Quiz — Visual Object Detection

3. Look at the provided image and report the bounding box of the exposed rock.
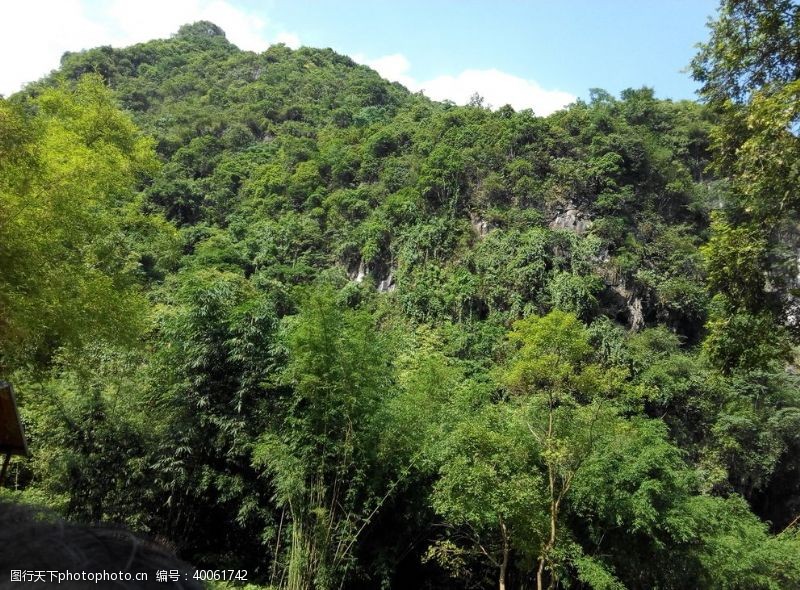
[606,279,645,332]
[347,260,367,283]
[377,272,395,293]
[470,213,494,238]
[627,294,645,332]
[549,204,592,234]
[788,249,800,326]
[796,249,800,286]
[355,262,366,283]
[347,259,395,292]
[774,221,800,328]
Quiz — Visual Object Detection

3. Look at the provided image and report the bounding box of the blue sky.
[2,0,719,114]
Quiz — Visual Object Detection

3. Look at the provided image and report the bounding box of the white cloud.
[0,0,299,96]
[1,1,568,115]
[274,32,301,50]
[356,53,575,116]
[422,69,576,115]
[356,53,415,89]
[0,0,108,96]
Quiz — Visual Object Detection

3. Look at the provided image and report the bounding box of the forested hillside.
[1,2,799,589]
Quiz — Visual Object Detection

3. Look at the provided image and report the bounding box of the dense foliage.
[2,4,799,589]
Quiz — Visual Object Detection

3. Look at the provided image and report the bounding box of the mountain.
[3,18,799,590]
[36,21,715,337]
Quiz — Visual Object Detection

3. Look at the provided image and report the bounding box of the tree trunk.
[536,557,545,590]
[536,499,561,590]
[537,394,558,590]
[499,517,509,590]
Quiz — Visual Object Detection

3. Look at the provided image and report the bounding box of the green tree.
[253,288,401,590]
[502,311,625,590]
[430,401,546,590]
[0,75,158,371]
[693,0,800,358]
[148,267,279,569]
[691,0,800,105]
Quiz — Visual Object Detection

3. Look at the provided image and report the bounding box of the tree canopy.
[2,7,799,590]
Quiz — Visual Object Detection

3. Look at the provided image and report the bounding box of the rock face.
[377,272,395,293]
[609,283,645,331]
[780,223,800,328]
[545,204,651,330]
[347,260,367,283]
[470,213,494,238]
[598,264,646,332]
[549,204,592,234]
[347,259,395,292]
